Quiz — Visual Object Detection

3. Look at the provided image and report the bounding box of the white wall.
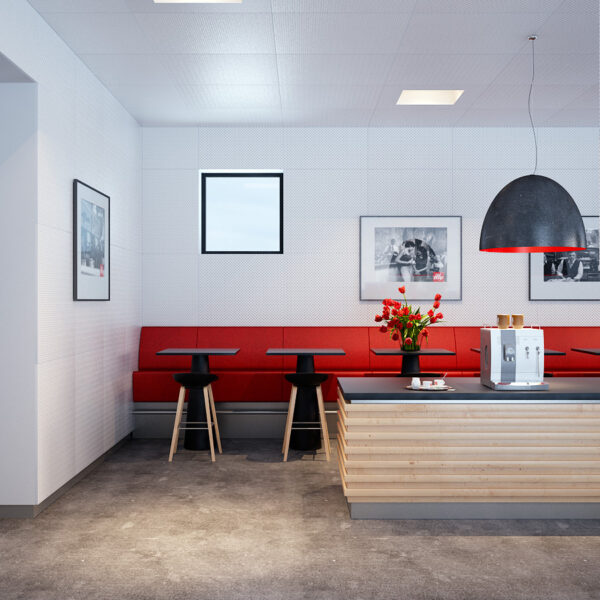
[0,83,37,504]
[142,126,599,327]
[0,0,142,505]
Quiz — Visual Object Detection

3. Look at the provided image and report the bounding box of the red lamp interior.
[481,246,586,253]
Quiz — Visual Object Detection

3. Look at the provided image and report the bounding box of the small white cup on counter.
[421,380,432,389]
[434,379,445,387]
[411,377,421,389]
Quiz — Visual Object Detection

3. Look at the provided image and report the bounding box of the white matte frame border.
[529,216,600,301]
[360,215,462,301]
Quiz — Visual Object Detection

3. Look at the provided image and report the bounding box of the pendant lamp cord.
[528,36,538,175]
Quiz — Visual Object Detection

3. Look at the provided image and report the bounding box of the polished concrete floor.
[1,439,600,600]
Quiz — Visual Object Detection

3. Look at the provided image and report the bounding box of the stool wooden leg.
[282,385,297,462]
[316,385,331,461]
[168,386,186,462]
[207,384,222,454]
[203,387,216,462]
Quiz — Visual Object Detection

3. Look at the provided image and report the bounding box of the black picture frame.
[359,215,462,301]
[73,179,110,301]
[201,172,284,254]
[529,215,600,301]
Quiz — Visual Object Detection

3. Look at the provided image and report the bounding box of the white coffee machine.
[480,328,549,391]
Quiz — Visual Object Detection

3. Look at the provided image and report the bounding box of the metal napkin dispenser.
[480,328,549,391]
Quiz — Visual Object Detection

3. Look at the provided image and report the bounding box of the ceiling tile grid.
[25,0,599,127]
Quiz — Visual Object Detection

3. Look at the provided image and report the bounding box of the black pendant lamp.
[479,36,586,253]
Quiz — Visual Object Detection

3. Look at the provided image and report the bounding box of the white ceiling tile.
[133,13,275,54]
[471,84,592,111]
[453,108,557,127]
[386,54,515,86]
[280,85,380,110]
[271,0,416,13]
[111,84,191,125]
[28,0,130,12]
[277,54,394,85]
[161,54,278,85]
[189,108,283,126]
[281,108,373,126]
[535,11,599,54]
[494,52,599,85]
[181,84,280,110]
[40,13,152,54]
[555,0,599,13]
[561,86,600,110]
[396,13,551,54]
[80,54,174,85]
[126,0,271,12]
[414,0,563,13]
[369,107,468,127]
[273,13,412,54]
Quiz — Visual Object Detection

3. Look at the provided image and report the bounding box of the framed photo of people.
[73,179,110,301]
[360,216,462,301]
[529,216,600,301]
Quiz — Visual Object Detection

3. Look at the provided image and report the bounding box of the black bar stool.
[282,373,330,462]
[169,373,222,462]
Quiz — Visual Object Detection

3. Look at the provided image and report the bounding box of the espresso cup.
[434,379,445,387]
[512,314,524,329]
[497,314,510,329]
[421,380,432,389]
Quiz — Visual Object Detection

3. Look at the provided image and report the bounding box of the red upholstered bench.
[132,326,600,404]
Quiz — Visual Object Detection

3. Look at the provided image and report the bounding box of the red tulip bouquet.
[374,286,444,351]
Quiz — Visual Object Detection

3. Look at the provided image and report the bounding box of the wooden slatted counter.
[336,377,600,519]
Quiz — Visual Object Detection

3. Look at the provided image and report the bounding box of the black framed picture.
[73,179,110,301]
[529,215,600,301]
[360,215,462,301]
[201,172,283,254]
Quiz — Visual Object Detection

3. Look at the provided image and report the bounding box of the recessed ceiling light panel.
[396,90,464,105]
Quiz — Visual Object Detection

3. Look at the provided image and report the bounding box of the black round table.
[266,348,345,451]
[156,348,239,450]
[370,348,456,376]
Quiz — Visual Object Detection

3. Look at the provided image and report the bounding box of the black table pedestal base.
[184,354,211,451]
[289,386,321,451]
[400,353,420,376]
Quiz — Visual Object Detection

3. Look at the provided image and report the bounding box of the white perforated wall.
[1,0,142,504]
[142,126,599,327]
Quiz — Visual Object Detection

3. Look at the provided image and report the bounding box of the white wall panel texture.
[143,126,599,328]
[1,0,142,504]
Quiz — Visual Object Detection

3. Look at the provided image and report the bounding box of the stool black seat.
[282,372,331,462]
[285,373,328,387]
[169,372,221,462]
[173,372,218,389]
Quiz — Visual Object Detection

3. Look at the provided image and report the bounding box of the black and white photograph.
[361,216,461,300]
[73,179,110,301]
[530,216,600,300]
[374,227,447,283]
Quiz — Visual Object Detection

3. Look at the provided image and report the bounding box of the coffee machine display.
[480,328,549,391]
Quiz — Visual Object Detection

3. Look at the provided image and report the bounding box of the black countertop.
[337,377,600,403]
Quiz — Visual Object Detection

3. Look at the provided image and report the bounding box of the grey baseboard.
[349,502,600,520]
[133,402,338,439]
[0,434,131,519]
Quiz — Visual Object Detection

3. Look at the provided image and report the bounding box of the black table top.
[572,348,600,356]
[266,348,346,356]
[337,376,600,403]
[157,348,240,356]
[370,348,455,356]
[470,347,566,356]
